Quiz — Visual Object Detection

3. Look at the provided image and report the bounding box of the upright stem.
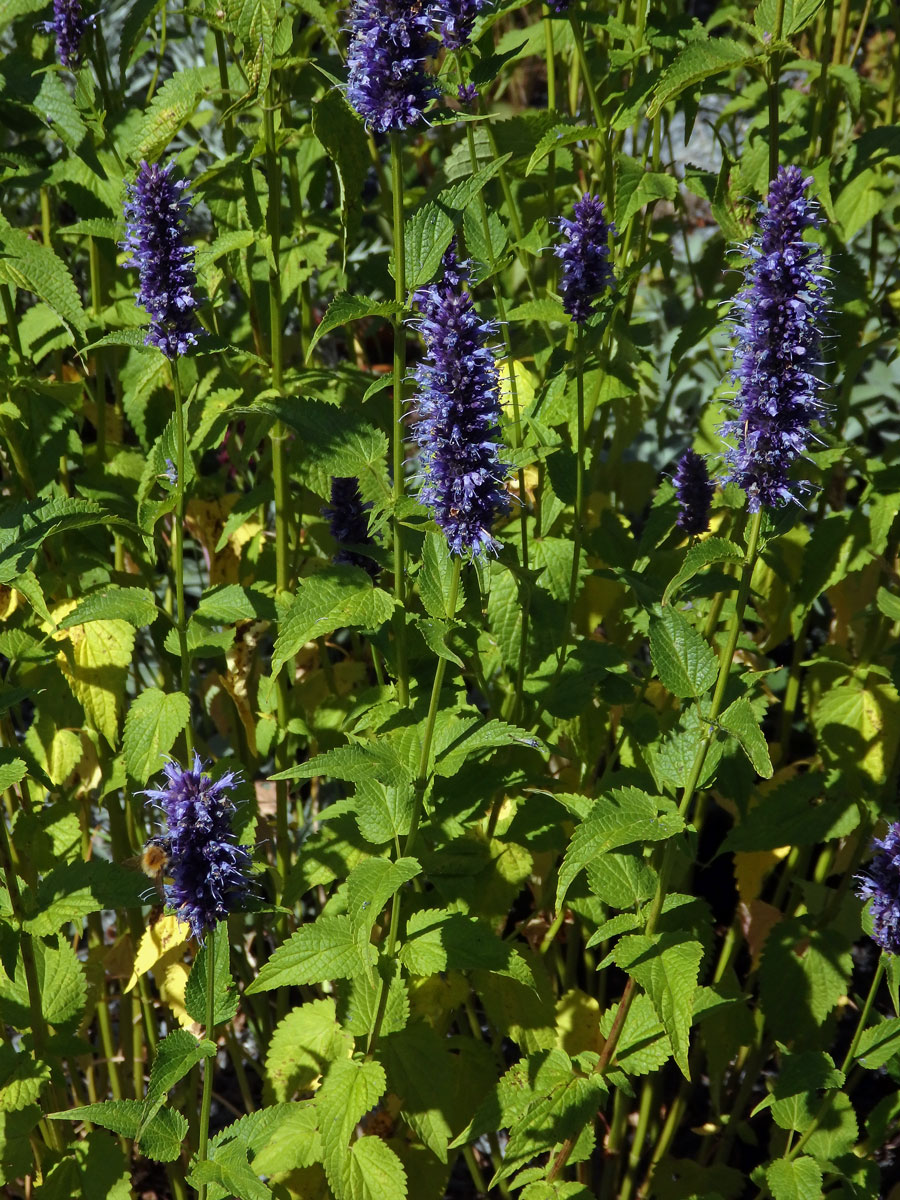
[767,0,787,184]
[555,326,585,676]
[390,132,409,706]
[262,87,294,897]
[214,31,236,155]
[196,927,217,1200]
[171,359,193,759]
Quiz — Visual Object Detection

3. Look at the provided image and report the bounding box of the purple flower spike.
[857,823,900,955]
[144,753,252,941]
[323,476,381,577]
[431,0,489,50]
[42,0,95,69]
[555,194,615,324]
[411,243,510,558]
[122,160,201,360]
[722,166,831,511]
[346,0,438,133]
[673,448,714,536]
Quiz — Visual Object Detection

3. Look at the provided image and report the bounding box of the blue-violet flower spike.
[412,243,510,558]
[144,753,252,941]
[555,194,615,324]
[42,0,95,68]
[674,448,714,536]
[722,165,831,511]
[323,476,381,577]
[431,0,488,50]
[122,160,201,359]
[346,0,438,132]
[857,823,900,955]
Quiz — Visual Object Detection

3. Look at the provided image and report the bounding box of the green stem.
[555,326,585,676]
[767,0,786,184]
[214,31,236,155]
[1,285,23,360]
[196,927,217,1200]
[171,359,193,760]
[389,132,409,707]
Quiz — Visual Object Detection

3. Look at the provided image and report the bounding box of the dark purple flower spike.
[857,823,900,955]
[42,0,95,68]
[144,753,252,941]
[555,194,615,324]
[722,166,831,511]
[674,449,714,536]
[122,160,201,359]
[346,0,438,132]
[411,243,510,558]
[431,0,489,50]
[323,476,381,577]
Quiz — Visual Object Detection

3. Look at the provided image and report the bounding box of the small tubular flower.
[673,448,714,536]
[857,824,900,955]
[555,194,615,324]
[346,0,438,133]
[431,0,488,49]
[144,753,252,940]
[42,0,94,68]
[322,476,381,577]
[411,244,510,558]
[722,165,831,511]
[122,160,201,359]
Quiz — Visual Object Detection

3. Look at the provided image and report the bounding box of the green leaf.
[188,1140,273,1200]
[399,909,534,988]
[57,618,135,748]
[33,71,87,149]
[759,918,853,1042]
[615,154,678,228]
[856,1017,900,1069]
[0,498,130,583]
[611,933,704,1078]
[721,773,856,853]
[877,586,900,622]
[811,677,900,786]
[765,1158,823,1200]
[59,586,159,630]
[0,758,26,793]
[347,1135,408,1200]
[120,0,165,75]
[418,533,461,620]
[752,1049,842,1128]
[662,537,743,605]
[317,1058,387,1198]
[305,292,399,361]
[0,222,88,334]
[49,1100,187,1162]
[123,689,191,785]
[556,788,683,910]
[0,936,86,1030]
[649,606,717,699]
[185,925,239,1026]
[271,567,394,679]
[22,861,147,936]
[224,0,277,95]
[598,992,672,1075]
[265,999,353,1100]
[139,1031,216,1137]
[433,718,542,777]
[347,857,421,939]
[246,916,378,993]
[127,66,222,161]
[250,1102,321,1175]
[525,123,603,176]
[400,201,456,291]
[378,1023,455,1160]
[259,398,388,499]
[0,1045,50,1113]
[719,697,773,778]
[647,37,753,119]
[312,90,369,256]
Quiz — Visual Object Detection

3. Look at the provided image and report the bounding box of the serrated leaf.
[347,857,420,939]
[647,37,752,119]
[271,567,394,678]
[224,0,277,95]
[377,1023,454,1160]
[0,498,130,584]
[306,293,399,361]
[400,201,456,290]
[759,918,852,1042]
[347,1134,407,1200]
[120,0,165,75]
[265,999,353,1100]
[615,154,678,228]
[0,1046,50,1113]
[184,925,239,1026]
[246,916,378,993]
[49,1100,187,1162]
[721,773,856,853]
[139,1030,216,1136]
[0,222,88,334]
[33,71,87,149]
[123,689,190,785]
[612,934,704,1079]
[856,1018,900,1069]
[60,586,159,630]
[317,1058,386,1198]
[719,697,773,778]
[0,936,86,1030]
[418,532,461,620]
[57,618,135,747]
[766,1156,823,1200]
[556,788,682,910]
[250,1102,321,1175]
[662,537,743,605]
[127,66,221,161]
[0,758,26,792]
[399,909,534,988]
[188,1140,272,1200]
[312,90,369,258]
[525,123,603,175]
[811,678,900,786]
[649,606,717,699]
[22,860,147,936]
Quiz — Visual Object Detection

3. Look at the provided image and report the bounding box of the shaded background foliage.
[0,0,899,1199]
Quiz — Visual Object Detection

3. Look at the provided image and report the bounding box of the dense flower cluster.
[431,0,488,49]
[122,160,201,359]
[346,0,438,132]
[411,244,510,557]
[323,476,380,577]
[144,754,252,941]
[723,165,830,511]
[857,824,900,955]
[555,194,615,324]
[674,448,714,536]
[42,0,94,68]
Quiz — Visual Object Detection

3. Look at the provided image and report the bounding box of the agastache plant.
[42,0,94,68]
[722,165,831,510]
[323,476,381,577]
[411,243,510,557]
[122,160,201,359]
[144,754,252,941]
[346,0,438,132]
[555,193,615,323]
[857,824,900,956]
[674,448,714,536]
[430,0,489,49]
